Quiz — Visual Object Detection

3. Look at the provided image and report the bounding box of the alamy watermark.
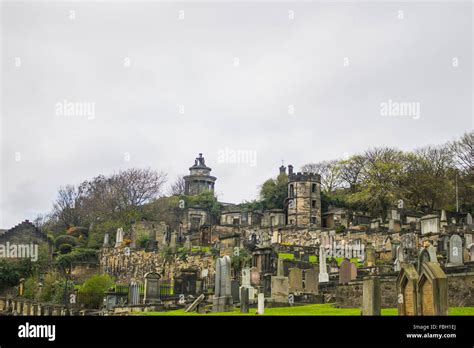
[322,241,365,259]
[55,99,95,120]
[380,99,420,120]
[217,147,257,167]
[0,242,39,262]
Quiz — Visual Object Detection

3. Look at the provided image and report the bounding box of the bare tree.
[301,160,342,193]
[112,168,168,208]
[168,175,186,196]
[450,131,473,173]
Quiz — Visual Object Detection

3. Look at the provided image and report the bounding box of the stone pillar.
[362,277,381,316]
[256,293,265,315]
[319,246,329,283]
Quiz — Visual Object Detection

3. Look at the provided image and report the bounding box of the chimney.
[288,165,294,175]
[279,165,286,174]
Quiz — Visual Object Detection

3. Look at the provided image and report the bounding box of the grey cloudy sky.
[0,0,472,228]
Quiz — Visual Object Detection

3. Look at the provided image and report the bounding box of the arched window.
[289,184,294,198]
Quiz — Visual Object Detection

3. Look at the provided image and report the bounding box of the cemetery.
[0,153,473,317]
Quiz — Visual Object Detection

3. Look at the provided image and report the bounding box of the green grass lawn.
[136,303,474,316]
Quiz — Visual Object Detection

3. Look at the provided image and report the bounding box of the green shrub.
[58,243,73,254]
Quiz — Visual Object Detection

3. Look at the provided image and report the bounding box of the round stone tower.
[184,153,217,195]
[286,165,321,227]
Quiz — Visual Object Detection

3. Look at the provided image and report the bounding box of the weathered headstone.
[362,277,381,316]
[288,268,303,293]
[270,276,289,302]
[448,234,463,266]
[143,272,161,304]
[318,246,329,283]
[115,228,124,248]
[184,235,191,251]
[364,243,376,267]
[350,262,357,281]
[304,268,319,294]
[417,262,448,316]
[466,212,473,225]
[240,267,257,300]
[339,259,351,285]
[103,233,110,248]
[128,282,140,305]
[396,263,419,316]
[170,231,177,253]
[213,256,233,312]
[240,287,249,313]
[185,293,205,313]
[250,267,260,286]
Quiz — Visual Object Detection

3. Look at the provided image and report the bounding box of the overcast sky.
[0,0,472,229]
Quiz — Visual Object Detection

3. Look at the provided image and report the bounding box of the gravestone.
[115,228,124,248]
[469,244,474,262]
[288,268,303,293]
[256,293,265,315]
[231,280,240,304]
[240,267,257,300]
[128,282,140,305]
[467,213,473,226]
[213,256,233,312]
[400,233,418,263]
[143,272,161,304]
[240,287,249,313]
[250,267,260,286]
[170,232,177,253]
[271,276,289,302]
[318,246,329,283]
[304,268,319,294]
[277,258,285,277]
[448,234,463,266]
[396,263,419,316]
[364,243,376,267]
[339,259,351,285]
[103,233,110,248]
[465,233,473,247]
[417,262,448,316]
[362,277,381,316]
[185,293,205,313]
[350,262,357,281]
[184,236,192,251]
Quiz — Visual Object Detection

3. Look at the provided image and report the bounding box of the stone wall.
[100,248,215,283]
[335,277,397,309]
[335,272,474,309]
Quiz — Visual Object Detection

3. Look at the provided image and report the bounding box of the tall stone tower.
[286,165,321,227]
[184,153,216,195]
